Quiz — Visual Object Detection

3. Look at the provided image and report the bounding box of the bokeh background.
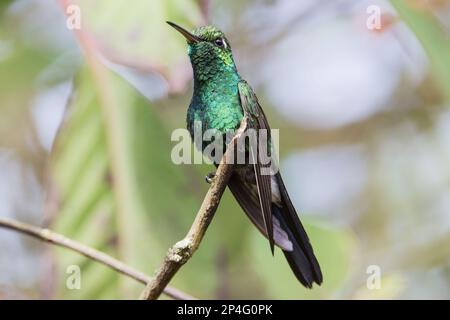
[0,0,449,299]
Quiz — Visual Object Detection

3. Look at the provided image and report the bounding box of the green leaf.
[391,0,450,103]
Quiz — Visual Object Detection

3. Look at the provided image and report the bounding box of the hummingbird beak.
[166,21,201,44]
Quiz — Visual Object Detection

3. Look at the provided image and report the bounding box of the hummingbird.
[167,21,322,288]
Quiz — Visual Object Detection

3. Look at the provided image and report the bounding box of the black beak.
[166,21,201,44]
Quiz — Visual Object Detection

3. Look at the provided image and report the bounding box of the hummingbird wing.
[232,80,323,287]
[227,174,293,251]
[237,80,274,253]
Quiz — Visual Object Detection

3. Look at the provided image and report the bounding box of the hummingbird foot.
[205,172,216,184]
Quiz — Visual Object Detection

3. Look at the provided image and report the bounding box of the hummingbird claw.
[205,172,216,184]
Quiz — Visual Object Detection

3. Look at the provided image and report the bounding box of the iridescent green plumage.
[168,22,323,288]
[187,26,242,137]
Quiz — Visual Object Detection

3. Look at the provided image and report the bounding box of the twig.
[139,118,248,300]
[0,217,195,300]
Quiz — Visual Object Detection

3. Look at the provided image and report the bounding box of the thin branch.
[0,217,195,300]
[139,118,248,300]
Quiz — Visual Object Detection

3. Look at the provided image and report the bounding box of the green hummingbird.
[167,21,322,288]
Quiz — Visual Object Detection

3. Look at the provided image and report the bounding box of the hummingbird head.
[167,21,237,81]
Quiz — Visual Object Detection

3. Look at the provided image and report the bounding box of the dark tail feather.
[272,204,323,288]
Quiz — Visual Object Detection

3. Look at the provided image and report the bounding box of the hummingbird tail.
[272,204,323,288]
[227,171,323,288]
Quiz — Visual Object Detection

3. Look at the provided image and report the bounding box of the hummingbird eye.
[214,38,226,48]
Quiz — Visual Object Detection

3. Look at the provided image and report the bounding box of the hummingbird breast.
[187,75,243,145]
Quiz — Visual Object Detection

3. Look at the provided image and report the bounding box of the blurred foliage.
[391,0,450,103]
[0,13,51,161]
[74,0,204,91]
